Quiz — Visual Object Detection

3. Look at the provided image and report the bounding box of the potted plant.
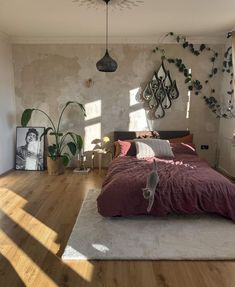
[21,101,86,175]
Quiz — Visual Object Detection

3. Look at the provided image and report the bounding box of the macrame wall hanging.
[143,62,179,119]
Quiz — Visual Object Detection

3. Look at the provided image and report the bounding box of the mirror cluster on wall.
[143,62,179,119]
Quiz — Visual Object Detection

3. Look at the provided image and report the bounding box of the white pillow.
[134,139,174,159]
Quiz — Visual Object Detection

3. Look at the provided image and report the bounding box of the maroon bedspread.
[97,155,235,221]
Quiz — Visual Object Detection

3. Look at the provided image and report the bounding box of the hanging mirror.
[143,61,179,119]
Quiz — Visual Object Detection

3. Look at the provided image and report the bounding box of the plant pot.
[47,156,65,175]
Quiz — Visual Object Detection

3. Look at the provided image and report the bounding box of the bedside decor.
[143,61,179,118]
[91,149,112,174]
[96,0,118,72]
[21,101,86,175]
[73,153,91,174]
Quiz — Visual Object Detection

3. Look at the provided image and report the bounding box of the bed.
[97,131,235,221]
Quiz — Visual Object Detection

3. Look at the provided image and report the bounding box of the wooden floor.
[1,170,235,287]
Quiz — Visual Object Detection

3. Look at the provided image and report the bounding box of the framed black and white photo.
[15,127,45,171]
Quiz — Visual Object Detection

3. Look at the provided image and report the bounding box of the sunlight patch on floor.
[0,189,58,249]
[0,230,57,287]
[92,243,110,253]
[66,259,94,283]
[0,188,27,208]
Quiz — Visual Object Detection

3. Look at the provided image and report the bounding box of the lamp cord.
[106,1,108,51]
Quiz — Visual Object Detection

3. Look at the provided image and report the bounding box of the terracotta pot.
[47,156,65,175]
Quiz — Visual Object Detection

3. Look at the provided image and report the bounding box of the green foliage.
[21,101,86,166]
[21,109,35,126]
[153,32,234,118]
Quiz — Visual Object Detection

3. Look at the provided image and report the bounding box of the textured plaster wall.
[13,43,223,166]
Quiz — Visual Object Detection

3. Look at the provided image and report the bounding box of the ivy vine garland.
[153,32,234,118]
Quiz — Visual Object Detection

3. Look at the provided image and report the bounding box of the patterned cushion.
[135,139,174,159]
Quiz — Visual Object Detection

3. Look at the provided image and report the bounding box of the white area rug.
[62,189,235,260]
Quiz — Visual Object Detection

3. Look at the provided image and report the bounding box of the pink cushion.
[114,140,137,157]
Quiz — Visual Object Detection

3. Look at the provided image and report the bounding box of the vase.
[47,156,65,175]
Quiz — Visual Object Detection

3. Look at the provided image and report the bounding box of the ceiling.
[0,0,235,43]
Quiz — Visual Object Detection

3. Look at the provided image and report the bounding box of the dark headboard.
[113,130,190,141]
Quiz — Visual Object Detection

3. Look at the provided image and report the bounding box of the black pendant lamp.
[96,0,118,72]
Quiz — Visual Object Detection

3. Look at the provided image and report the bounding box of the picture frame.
[15,127,45,171]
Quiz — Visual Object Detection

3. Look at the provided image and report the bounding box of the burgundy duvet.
[97,154,235,221]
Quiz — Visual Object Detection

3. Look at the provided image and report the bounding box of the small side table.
[91,149,112,174]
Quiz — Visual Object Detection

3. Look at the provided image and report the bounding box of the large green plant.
[21,101,86,166]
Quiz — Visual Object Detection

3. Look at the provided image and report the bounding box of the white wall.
[217,33,235,178]
[218,118,235,177]
[0,33,16,175]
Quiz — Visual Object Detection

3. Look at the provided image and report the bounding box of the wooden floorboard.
[0,169,235,287]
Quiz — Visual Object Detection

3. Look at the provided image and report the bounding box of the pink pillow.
[170,143,197,155]
[114,140,137,157]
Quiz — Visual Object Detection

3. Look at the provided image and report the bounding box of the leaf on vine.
[179,66,184,72]
[167,58,175,63]
[183,69,189,77]
[200,44,206,51]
